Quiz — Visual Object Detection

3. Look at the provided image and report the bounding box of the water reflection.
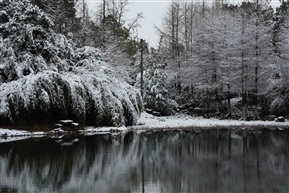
[1,129,289,193]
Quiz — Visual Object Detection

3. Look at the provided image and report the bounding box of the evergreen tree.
[31,0,81,36]
[135,53,177,115]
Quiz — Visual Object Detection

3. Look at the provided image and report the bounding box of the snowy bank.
[0,128,45,143]
[131,113,289,130]
[0,126,129,143]
[1,112,289,143]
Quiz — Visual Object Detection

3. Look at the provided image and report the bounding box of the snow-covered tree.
[274,0,289,60]
[31,0,81,36]
[135,53,177,115]
[0,0,142,126]
[266,0,289,116]
[157,1,275,118]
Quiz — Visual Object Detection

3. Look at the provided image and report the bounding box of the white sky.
[85,0,168,48]
[86,0,282,48]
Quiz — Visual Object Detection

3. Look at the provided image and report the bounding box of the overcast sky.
[85,0,168,48]
[86,0,282,48]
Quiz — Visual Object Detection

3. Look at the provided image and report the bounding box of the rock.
[193,107,202,115]
[275,116,285,122]
[278,116,285,122]
[145,109,153,114]
[71,122,79,127]
[55,123,63,128]
[58,120,74,126]
[53,128,66,134]
[56,120,79,131]
[152,111,161,117]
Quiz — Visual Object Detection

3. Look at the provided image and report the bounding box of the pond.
[1,128,289,193]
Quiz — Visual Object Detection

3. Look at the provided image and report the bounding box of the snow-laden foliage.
[135,55,177,115]
[0,0,142,126]
[270,97,286,115]
[265,1,289,116]
[103,43,134,84]
[0,0,74,79]
[274,1,289,60]
[266,77,289,116]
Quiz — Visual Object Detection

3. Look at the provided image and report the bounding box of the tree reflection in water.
[1,129,289,193]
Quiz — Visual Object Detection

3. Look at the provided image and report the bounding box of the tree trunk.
[176,3,181,94]
[184,2,189,51]
[241,9,248,120]
[254,0,259,120]
[102,0,106,24]
[227,84,231,117]
[215,88,219,112]
[171,4,175,59]
[202,0,205,18]
[190,3,194,53]
[140,39,144,98]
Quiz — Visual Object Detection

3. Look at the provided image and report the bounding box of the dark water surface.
[1,128,289,193]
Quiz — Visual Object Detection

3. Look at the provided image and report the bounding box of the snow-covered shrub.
[0,0,142,126]
[0,69,142,126]
[270,97,286,116]
[266,76,289,116]
[0,0,75,78]
[135,55,177,115]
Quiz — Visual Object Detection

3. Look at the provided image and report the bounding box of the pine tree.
[31,0,81,36]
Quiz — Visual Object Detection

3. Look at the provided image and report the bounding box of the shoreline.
[1,113,289,142]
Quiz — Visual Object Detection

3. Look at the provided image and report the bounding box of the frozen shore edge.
[1,113,289,143]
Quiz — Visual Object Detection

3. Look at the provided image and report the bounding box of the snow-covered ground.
[0,128,45,137]
[0,129,45,143]
[0,113,289,143]
[133,113,289,129]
